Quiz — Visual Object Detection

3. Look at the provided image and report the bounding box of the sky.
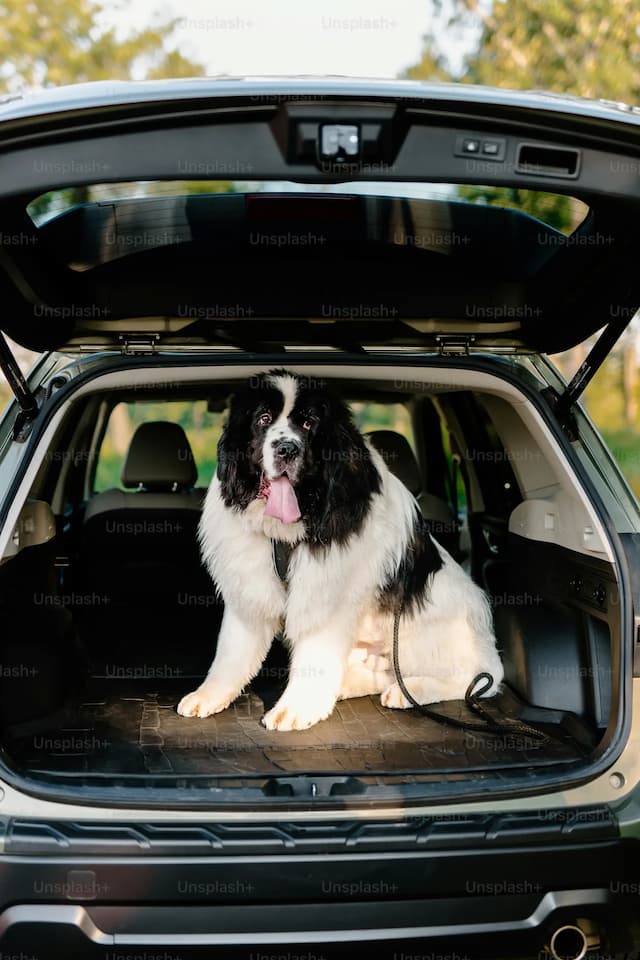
[101,0,460,79]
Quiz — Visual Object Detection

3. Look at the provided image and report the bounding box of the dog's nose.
[274,439,300,460]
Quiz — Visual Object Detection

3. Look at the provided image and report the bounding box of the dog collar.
[257,473,270,499]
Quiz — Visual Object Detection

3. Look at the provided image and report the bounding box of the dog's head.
[217,370,381,544]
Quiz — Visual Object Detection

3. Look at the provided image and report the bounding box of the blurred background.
[1,0,638,491]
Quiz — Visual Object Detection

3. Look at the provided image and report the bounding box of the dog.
[177,370,504,731]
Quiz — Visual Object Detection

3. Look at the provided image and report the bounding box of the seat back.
[366,429,460,556]
[80,422,210,605]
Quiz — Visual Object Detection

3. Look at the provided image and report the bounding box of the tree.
[406,0,640,102]
[0,0,205,93]
[406,0,640,424]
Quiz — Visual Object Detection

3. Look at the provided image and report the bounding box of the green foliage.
[351,401,413,440]
[582,351,627,430]
[456,184,582,233]
[406,0,640,103]
[0,0,205,94]
[461,0,640,102]
[0,382,10,417]
[599,430,640,495]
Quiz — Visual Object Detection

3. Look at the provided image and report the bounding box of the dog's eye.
[302,416,318,431]
[258,412,272,426]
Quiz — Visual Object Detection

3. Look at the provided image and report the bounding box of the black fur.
[291,382,381,547]
[377,512,444,617]
[217,373,284,509]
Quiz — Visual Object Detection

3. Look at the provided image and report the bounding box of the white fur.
[261,373,300,480]
[177,431,504,731]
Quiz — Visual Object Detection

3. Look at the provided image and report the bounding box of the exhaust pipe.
[547,924,588,960]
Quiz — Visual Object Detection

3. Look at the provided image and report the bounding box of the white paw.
[261,686,336,731]
[177,686,235,718]
[381,682,412,710]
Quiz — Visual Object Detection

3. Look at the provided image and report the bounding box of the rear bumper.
[0,890,638,959]
[0,814,639,958]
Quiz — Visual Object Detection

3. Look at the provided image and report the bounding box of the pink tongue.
[263,476,301,524]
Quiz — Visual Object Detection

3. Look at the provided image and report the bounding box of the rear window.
[27,180,589,236]
[94,400,221,493]
[351,401,413,445]
[93,399,413,493]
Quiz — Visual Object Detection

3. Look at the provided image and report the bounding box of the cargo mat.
[5,677,590,777]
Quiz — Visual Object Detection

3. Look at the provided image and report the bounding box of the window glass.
[350,402,413,445]
[93,399,413,494]
[94,400,221,492]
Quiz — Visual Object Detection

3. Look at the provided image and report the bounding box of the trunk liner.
[4,677,585,777]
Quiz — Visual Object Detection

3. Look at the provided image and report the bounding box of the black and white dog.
[178,370,503,731]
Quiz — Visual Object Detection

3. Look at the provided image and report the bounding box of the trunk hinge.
[435,334,476,356]
[118,334,160,355]
[554,311,634,435]
[0,330,40,441]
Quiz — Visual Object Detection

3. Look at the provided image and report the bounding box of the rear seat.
[366,429,460,557]
[80,421,210,605]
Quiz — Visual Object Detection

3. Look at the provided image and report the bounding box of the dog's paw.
[177,686,234,718]
[380,682,412,710]
[261,687,335,731]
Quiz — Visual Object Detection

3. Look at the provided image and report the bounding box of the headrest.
[366,430,421,496]
[121,421,197,491]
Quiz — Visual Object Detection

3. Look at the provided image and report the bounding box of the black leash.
[272,539,294,583]
[392,609,550,742]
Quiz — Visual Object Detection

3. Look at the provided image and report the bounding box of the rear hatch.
[0,78,639,361]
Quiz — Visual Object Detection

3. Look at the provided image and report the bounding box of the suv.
[0,78,639,960]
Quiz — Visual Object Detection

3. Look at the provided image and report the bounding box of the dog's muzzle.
[273,438,301,462]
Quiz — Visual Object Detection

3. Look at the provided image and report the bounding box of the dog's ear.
[216,420,238,497]
[302,395,381,546]
[216,396,260,508]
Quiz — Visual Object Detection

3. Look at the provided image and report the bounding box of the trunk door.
[0,79,639,394]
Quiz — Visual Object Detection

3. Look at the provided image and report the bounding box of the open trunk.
[0,364,623,805]
[1,82,638,805]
